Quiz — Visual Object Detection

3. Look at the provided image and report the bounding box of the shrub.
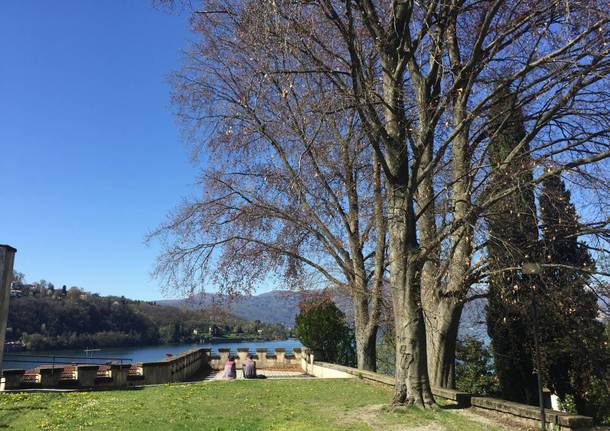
[455,336,499,396]
[294,293,355,366]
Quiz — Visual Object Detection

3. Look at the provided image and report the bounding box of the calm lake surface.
[2,339,302,370]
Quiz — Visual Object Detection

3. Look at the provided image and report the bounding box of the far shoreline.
[2,339,303,370]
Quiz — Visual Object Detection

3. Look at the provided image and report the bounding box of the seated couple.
[222,355,266,379]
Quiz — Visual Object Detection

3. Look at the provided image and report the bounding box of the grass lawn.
[0,379,504,431]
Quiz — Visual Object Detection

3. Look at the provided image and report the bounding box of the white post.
[0,245,17,385]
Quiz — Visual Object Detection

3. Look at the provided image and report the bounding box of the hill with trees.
[7,274,289,351]
[157,289,356,328]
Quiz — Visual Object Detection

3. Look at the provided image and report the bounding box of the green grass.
[0,379,503,430]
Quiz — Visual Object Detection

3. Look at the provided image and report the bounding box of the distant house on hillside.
[10,281,25,298]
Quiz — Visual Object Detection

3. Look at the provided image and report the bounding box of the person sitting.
[223,356,236,379]
[242,354,257,379]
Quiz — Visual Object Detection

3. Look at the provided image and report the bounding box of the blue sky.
[0,1,199,300]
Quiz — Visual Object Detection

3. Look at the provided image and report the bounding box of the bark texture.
[387,183,434,407]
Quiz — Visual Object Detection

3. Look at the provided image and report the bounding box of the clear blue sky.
[0,1,199,300]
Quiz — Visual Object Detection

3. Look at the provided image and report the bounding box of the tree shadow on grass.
[0,405,49,429]
[0,405,48,411]
[440,403,463,410]
[89,385,145,393]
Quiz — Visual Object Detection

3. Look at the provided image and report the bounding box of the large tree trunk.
[422,234,470,389]
[341,135,383,373]
[415,125,454,389]
[427,226,472,388]
[374,45,435,406]
[419,35,476,386]
[355,319,378,371]
[426,300,463,388]
[352,286,378,371]
[387,184,435,407]
[392,288,434,406]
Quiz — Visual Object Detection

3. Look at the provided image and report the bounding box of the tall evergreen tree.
[537,173,610,419]
[485,84,539,403]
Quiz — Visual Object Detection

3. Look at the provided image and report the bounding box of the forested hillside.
[157,289,355,327]
[157,289,487,341]
[7,276,289,351]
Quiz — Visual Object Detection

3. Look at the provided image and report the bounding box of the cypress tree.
[537,173,610,419]
[484,84,539,403]
[484,85,609,415]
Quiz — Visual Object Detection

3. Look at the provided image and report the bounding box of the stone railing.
[300,350,593,431]
[207,347,303,370]
[1,346,305,390]
[1,348,210,390]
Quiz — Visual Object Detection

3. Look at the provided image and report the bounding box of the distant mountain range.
[157,290,316,327]
[157,289,488,340]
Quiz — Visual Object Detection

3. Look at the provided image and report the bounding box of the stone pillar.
[39,366,62,387]
[218,348,230,365]
[76,365,99,387]
[1,369,25,390]
[0,245,17,382]
[275,348,286,364]
[110,364,131,387]
[256,348,267,367]
[237,348,249,362]
[299,347,312,373]
[293,348,302,362]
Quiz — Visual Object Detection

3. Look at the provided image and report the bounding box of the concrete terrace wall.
[300,351,355,379]
[300,352,593,431]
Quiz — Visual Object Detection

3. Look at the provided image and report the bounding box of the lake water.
[2,339,302,370]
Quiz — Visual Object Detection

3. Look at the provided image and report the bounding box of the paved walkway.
[207,369,311,381]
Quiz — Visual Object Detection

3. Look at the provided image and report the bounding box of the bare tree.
[150,2,387,371]
[248,0,610,405]
[155,0,610,407]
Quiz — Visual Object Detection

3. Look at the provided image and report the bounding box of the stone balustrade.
[207,347,303,370]
[1,346,303,390]
[1,348,209,390]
